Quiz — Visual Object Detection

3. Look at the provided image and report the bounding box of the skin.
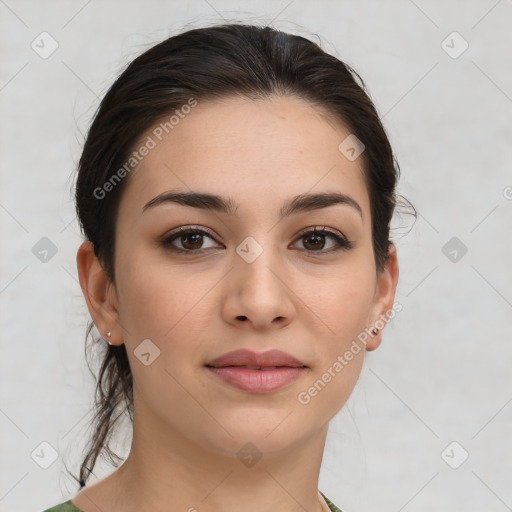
[74,94,399,512]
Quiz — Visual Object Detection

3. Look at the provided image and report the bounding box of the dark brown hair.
[70,22,414,488]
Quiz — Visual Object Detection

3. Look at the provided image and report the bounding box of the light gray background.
[1,1,511,511]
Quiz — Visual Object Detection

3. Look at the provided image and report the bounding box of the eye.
[160,226,222,253]
[160,225,353,255]
[292,226,353,253]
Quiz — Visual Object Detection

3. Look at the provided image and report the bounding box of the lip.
[205,349,306,368]
[205,349,308,394]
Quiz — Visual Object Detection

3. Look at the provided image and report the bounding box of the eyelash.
[160,225,353,255]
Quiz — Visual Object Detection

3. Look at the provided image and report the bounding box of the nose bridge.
[234,232,282,288]
[228,231,293,325]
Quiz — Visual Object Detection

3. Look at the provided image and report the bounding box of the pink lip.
[206,366,306,393]
[205,348,306,368]
[205,349,308,394]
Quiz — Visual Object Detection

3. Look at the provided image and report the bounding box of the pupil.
[184,233,202,249]
[305,234,324,250]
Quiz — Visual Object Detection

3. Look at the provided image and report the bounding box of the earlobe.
[76,241,121,343]
[366,326,382,352]
[365,242,399,352]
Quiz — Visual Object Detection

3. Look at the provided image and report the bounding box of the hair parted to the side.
[70,22,415,489]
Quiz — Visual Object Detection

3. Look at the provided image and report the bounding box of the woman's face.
[79,94,398,459]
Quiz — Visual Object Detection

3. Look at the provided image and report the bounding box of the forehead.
[118,94,370,223]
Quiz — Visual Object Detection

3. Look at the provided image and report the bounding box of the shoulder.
[41,499,83,512]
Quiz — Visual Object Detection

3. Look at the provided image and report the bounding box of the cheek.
[294,265,374,411]
[301,262,375,339]
[115,248,210,341]
[114,256,212,425]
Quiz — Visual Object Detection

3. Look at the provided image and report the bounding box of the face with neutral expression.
[78,94,398,461]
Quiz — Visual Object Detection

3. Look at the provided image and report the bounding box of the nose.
[221,236,296,331]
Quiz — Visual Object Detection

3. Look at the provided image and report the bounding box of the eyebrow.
[142,189,363,220]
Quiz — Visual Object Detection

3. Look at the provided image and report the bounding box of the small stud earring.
[105,331,112,345]
[371,327,379,335]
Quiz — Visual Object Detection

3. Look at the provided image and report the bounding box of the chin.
[196,410,320,459]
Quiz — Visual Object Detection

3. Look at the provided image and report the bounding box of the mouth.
[204,349,308,393]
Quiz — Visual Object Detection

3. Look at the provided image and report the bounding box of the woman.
[43,22,405,512]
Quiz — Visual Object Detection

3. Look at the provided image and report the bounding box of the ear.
[76,241,122,345]
[365,242,399,351]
